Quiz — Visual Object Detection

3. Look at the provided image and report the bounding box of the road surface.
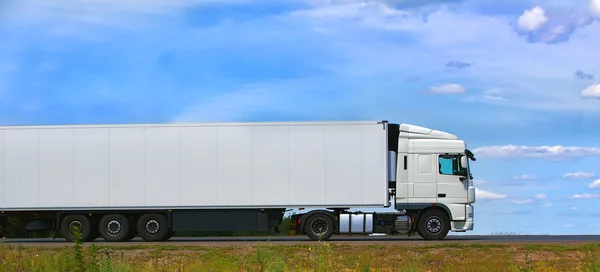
[2,235,599,247]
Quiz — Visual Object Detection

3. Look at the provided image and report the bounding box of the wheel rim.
[68,220,83,235]
[425,216,443,233]
[310,218,328,235]
[145,219,160,235]
[106,219,122,236]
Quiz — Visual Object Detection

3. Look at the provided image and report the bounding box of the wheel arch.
[401,203,453,222]
[418,205,451,220]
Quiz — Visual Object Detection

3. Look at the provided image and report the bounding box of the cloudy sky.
[1,0,599,235]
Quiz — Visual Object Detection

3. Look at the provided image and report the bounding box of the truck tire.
[304,213,334,241]
[99,214,131,242]
[137,213,169,242]
[60,214,93,242]
[416,209,450,240]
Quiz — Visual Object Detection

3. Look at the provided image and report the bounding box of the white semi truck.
[0,120,475,242]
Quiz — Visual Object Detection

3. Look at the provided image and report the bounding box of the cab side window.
[438,155,462,176]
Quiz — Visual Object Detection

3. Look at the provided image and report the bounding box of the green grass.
[0,239,600,272]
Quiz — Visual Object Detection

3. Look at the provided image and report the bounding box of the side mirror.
[460,156,468,169]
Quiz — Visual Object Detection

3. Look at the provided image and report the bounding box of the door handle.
[438,194,446,198]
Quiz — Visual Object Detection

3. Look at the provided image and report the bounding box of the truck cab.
[393,124,476,239]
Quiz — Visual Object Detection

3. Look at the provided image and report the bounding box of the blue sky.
[1,0,600,235]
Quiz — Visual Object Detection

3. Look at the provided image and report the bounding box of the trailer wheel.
[137,214,169,242]
[416,209,450,240]
[60,214,93,242]
[99,214,131,242]
[304,214,334,241]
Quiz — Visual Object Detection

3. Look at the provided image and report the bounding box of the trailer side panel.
[0,121,388,210]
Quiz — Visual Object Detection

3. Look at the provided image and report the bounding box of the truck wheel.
[416,209,450,240]
[304,214,334,241]
[99,214,130,242]
[137,214,169,242]
[60,214,93,242]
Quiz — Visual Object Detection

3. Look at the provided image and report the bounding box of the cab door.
[410,153,438,203]
[436,154,468,203]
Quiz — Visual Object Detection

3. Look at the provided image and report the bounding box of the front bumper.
[451,204,474,232]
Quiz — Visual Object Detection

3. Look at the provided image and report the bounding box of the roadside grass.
[0,238,600,272]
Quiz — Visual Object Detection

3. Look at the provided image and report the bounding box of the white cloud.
[3,0,600,116]
[173,87,277,122]
[173,82,311,122]
[542,202,552,207]
[517,6,548,31]
[562,223,575,228]
[589,179,600,189]
[571,206,578,210]
[171,78,379,123]
[513,174,538,180]
[472,145,600,160]
[591,0,600,18]
[481,88,507,102]
[499,209,525,214]
[581,84,600,99]
[475,188,507,200]
[0,0,254,42]
[427,84,466,94]
[291,1,408,19]
[511,198,533,204]
[511,3,597,44]
[571,193,599,199]
[3,0,240,23]
[473,179,486,185]
[534,194,547,200]
[563,172,596,179]
[466,88,509,105]
[286,3,600,111]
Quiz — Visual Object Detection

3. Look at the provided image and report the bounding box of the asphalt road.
[2,234,599,246]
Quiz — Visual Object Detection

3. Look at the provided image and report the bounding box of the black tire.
[137,213,169,242]
[416,209,450,240]
[98,214,130,242]
[60,214,93,242]
[304,213,334,241]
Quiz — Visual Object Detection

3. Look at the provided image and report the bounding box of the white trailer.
[0,120,476,242]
